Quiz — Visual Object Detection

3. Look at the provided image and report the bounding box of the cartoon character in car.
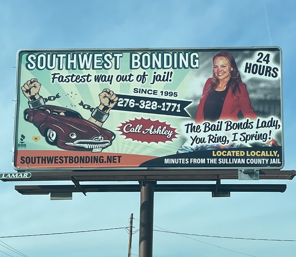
[21,78,118,152]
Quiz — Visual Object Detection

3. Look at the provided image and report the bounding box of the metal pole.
[128,213,133,257]
[139,181,155,257]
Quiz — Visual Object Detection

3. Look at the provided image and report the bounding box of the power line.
[154,229,296,243]
[133,217,296,243]
[0,227,128,239]
[155,229,258,257]
[133,218,258,257]
[1,222,294,257]
[0,240,29,257]
[0,250,14,257]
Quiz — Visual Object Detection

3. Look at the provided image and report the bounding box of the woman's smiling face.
[213,56,233,82]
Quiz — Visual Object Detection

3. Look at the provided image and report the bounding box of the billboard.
[14,48,283,171]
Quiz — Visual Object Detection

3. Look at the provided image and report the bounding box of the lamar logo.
[18,134,27,147]
[1,172,32,179]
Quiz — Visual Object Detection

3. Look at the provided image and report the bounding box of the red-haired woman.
[195,51,257,122]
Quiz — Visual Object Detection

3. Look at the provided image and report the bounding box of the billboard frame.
[13,47,284,172]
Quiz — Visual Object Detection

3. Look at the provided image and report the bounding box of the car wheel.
[24,112,30,121]
[45,128,58,145]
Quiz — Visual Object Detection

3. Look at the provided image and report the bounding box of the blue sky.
[1,0,296,256]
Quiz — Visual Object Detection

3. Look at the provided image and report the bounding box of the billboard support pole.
[139,181,155,257]
[71,176,87,196]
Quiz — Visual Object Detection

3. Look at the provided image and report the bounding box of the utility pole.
[128,213,133,257]
[139,181,155,257]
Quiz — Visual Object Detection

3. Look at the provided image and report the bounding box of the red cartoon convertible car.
[24,105,115,152]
